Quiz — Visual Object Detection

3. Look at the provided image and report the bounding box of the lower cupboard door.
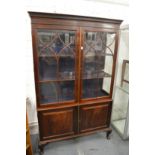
[38,107,78,140]
[79,103,111,133]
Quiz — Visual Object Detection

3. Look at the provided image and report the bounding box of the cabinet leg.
[106,130,112,140]
[39,144,44,155]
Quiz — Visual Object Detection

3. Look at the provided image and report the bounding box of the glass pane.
[39,82,58,104]
[59,81,75,101]
[37,30,76,81]
[37,30,76,104]
[59,50,75,81]
[59,31,75,81]
[39,57,57,80]
[82,79,97,98]
[39,81,75,104]
[82,31,115,99]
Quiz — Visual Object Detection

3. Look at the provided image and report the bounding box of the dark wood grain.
[39,127,112,145]
[79,103,109,133]
[38,107,78,140]
[28,11,122,25]
[29,12,122,152]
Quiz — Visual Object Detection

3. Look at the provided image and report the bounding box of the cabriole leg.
[38,144,44,155]
[106,130,112,139]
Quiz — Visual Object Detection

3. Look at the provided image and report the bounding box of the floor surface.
[31,129,129,155]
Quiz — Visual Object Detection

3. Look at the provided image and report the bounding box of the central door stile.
[77,27,82,134]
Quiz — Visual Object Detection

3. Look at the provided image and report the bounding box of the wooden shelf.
[38,55,75,57]
[38,53,112,57]
[39,72,111,83]
[82,71,111,80]
[82,76,111,80]
[39,77,75,83]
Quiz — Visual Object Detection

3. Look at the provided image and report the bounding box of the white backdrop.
[25,0,129,132]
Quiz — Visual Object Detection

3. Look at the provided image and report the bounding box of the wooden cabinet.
[29,12,122,152]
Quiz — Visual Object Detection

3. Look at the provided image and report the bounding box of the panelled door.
[38,107,78,140]
[79,102,111,133]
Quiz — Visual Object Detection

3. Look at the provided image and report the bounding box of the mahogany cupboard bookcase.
[29,12,122,153]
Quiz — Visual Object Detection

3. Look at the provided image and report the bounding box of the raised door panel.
[38,107,77,140]
[79,103,110,133]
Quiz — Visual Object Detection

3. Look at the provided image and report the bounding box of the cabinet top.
[28,11,123,25]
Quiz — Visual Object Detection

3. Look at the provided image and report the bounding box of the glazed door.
[80,28,117,101]
[34,27,79,106]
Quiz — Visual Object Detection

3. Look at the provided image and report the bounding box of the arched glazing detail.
[37,30,76,104]
[82,31,116,99]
